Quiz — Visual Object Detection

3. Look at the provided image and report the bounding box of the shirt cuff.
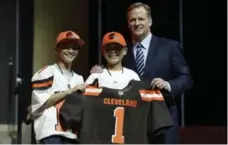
[165,81,171,92]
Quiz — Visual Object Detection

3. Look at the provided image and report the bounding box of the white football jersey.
[31,63,84,141]
[85,67,140,89]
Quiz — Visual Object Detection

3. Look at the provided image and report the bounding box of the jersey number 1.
[112,107,125,144]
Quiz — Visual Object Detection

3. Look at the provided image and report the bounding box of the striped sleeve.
[83,86,103,96]
[32,76,53,90]
[31,66,54,116]
[140,90,165,102]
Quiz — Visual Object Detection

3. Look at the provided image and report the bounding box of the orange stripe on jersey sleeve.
[32,76,53,90]
[83,87,103,96]
[139,89,164,102]
[32,80,53,88]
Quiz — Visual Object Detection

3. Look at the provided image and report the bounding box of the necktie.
[135,43,144,77]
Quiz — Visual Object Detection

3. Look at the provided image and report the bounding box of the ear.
[127,21,132,30]
[149,17,152,27]
[128,24,130,29]
[55,48,60,54]
[123,47,128,56]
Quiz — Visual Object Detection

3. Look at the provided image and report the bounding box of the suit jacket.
[123,35,193,124]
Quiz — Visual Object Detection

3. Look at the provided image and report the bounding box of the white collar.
[133,33,152,49]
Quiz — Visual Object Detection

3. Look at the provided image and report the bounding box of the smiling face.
[103,43,127,65]
[127,6,152,41]
[57,43,80,64]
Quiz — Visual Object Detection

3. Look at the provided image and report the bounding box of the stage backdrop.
[33,0,89,77]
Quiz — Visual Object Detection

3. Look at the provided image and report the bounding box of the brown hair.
[127,2,152,19]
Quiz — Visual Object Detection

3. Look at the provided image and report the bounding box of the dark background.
[0,0,226,136]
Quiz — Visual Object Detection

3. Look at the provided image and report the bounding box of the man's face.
[127,7,152,40]
[58,43,80,64]
[103,43,127,65]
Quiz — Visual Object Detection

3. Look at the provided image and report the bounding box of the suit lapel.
[143,35,160,79]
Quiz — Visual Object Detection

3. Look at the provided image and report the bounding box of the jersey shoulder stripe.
[32,76,54,90]
[83,86,103,96]
[31,65,54,90]
[139,90,164,102]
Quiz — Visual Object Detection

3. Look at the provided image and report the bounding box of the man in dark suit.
[90,2,192,144]
[124,2,192,144]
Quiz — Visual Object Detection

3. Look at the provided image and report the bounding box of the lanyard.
[56,63,73,88]
[106,67,124,85]
[106,67,124,76]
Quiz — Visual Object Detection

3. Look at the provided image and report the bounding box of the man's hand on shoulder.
[90,65,104,74]
[151,78,171,92]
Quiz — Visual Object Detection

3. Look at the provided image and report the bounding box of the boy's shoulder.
[123,67,140,81]
[32,64,54,81]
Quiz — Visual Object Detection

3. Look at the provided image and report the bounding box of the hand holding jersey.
[65,32,172,143]
[35,83,85,114]
[68,84,86,94]
[31,31,85,143]
[151,78,171,91]
[30,83,85,116]
[60,80,174,144]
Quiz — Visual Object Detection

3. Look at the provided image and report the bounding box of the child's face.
[57,43,80,64]
[103,43,127,65]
